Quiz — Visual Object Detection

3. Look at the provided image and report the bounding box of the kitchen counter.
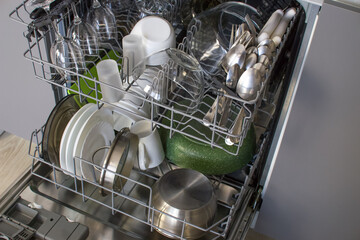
[0,131,32,196]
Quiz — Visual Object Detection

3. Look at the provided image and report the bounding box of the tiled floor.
[0,131,275,240]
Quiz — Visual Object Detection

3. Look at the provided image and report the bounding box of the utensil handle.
[219,99,232,127]
[257,9,284,43]
[225,107,245,145]
[202,95,220,127]
[271,8,296,47]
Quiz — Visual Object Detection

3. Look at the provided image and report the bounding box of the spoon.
[258,38,276,53]
[236,68,262,101]
[253,62,267,77]
[222,31,252,72]
[202,89,227,126]
[258,45,273,59]
[225,64,242,89]
[246,46,258,55]
[244,53,257,70]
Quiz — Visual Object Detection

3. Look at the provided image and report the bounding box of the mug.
[131,16,175,65]
[130,120,164,170]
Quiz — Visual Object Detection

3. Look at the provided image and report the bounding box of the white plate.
[61,104,98,175]
[59,103,96,174]
[79,121,114,182]
[72,107,114,182]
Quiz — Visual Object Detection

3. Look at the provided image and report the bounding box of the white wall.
[0,0,54,140]
[255,3,360,240]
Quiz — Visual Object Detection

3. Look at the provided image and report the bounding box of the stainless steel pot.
[151,168,217,239]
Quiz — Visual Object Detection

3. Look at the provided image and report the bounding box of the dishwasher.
[3,0,320,239]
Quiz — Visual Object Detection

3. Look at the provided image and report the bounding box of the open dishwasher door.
[2,0,320,239]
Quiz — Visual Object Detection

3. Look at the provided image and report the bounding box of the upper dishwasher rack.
[10,0,300,156]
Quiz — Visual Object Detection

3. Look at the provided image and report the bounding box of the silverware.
[225,63,242,89]
[222,34,248,71]
[236,68,262,101]
[257,9,284,43]
[244,52,257,70]
[271,8,296,47]
[202,89,227,126]
[245,14,257,36]
[253,62,267,77]
[218,98,233,128]
[225,107,246,145]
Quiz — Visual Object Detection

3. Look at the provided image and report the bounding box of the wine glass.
[50,19,86,80]
[101,0,140,45]
[67,2,99,57]
[87,0,118,42]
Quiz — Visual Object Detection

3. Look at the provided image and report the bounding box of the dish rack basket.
[10,0,300,156]
[28,124,268,240]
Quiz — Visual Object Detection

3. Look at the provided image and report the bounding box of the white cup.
[96,59,123,103]
[130,120,164,170]
[131,16,175,65]
[122,34,145,76]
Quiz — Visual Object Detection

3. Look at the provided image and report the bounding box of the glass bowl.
[187,1,261,76]
[132,48,204,113]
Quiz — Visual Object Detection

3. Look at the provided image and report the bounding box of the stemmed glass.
[50,18,86,80]
[67,2,99,57]
[87,0,118,42]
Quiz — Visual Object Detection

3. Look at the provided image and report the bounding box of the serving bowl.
[151,168,217,239]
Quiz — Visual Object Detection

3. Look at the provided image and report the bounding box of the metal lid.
[99,127,138,196]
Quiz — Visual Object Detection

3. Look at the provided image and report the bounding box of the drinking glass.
[50,19,86,80]
[87,0,118,42]
[67,2,99,57]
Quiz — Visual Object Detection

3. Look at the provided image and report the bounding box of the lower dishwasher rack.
[0,125,267,240]
[10,125,268,240]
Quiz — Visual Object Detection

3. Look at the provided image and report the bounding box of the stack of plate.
[42,94,149,190]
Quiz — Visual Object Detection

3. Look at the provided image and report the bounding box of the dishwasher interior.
[2,0,310,239]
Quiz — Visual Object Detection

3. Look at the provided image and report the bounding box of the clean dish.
[96,59,124,103]
[79,121,115,182]
[151,168,217,239]
[130,16,175,65]
[111,99,150,120]
[59,103,97,175]
[72,107,114,182]
[130,120,164,170]
[187,2,260,75]
[99,127,138,196]
[42,94,84,167]
[132,48,204,113]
